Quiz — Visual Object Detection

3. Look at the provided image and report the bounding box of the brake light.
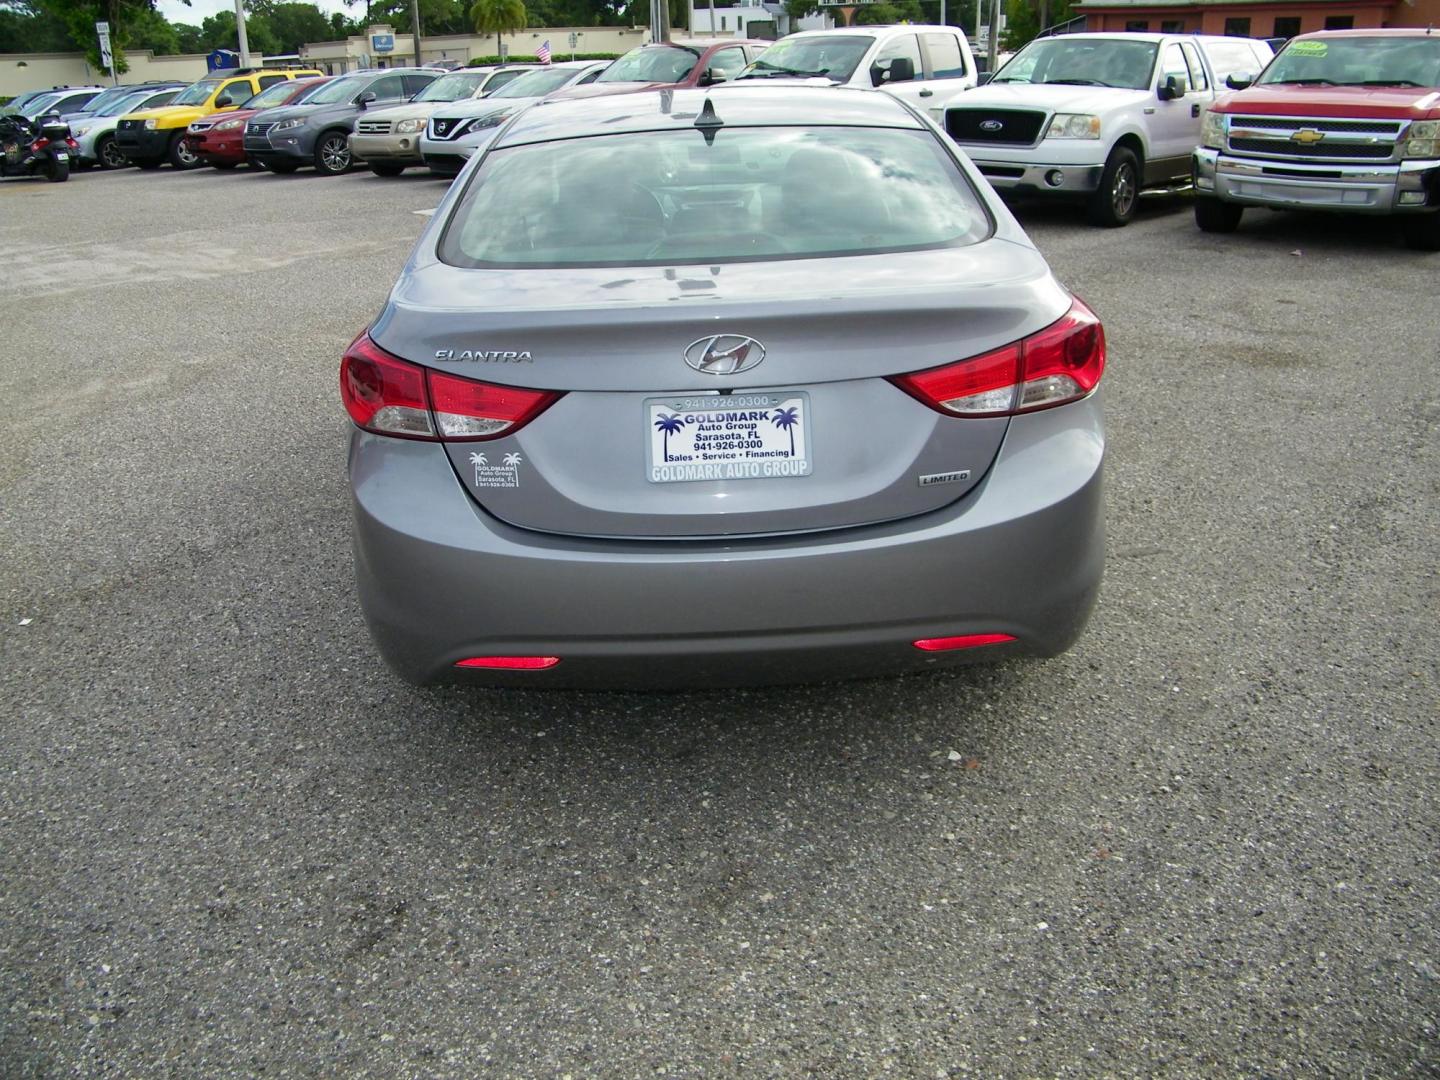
[30,137,49,152]
[455,656,561,670]
[891,299,1105,417]
[340,332,559,441]
[913,633,1015,651]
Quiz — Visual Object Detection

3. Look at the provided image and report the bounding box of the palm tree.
[470,0,527,60]
[469,451,488,468]
[771,407,800,456]
[503,452,522,467]
[654,413,686,461]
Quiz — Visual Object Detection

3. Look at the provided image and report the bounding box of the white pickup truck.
[941,33,1274,226]
[736,25,979,113]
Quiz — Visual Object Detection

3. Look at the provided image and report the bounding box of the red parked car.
[186,76,330,169]
[549,38,768,100]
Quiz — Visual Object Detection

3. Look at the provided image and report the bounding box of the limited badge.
[470,451,523,488]
[918,470,971,487]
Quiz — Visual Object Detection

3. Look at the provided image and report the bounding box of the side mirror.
[697,69,719,87]
[1157,73,1187,100]
[976,71,995,86]
[1226,72,1255,90]
[884,56,916,84]
[357,91,377,108]
[215,94,235,108]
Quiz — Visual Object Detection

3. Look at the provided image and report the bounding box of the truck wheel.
[168,133,202,170]
[97,135,128,170]
[1194,197,1244,234]
[1087,146,1140,227]
[1402,212,1440,252]
[314,132,352,175]
[46,158,69,182]
[369,162,406,177]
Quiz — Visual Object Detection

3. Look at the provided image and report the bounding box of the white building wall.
[1,51,215,98]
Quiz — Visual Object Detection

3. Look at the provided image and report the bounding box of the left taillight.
[890,298,1105,418]
[340,332,559,441]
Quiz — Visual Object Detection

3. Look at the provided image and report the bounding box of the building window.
[1272,16,1300,38]
[1160,19,1184,31]
[1125,19,1149,31]
[1223,17,1252,36]
[1324,15,1354,29]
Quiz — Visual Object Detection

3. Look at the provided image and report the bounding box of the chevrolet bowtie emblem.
[1290,128,1325,145]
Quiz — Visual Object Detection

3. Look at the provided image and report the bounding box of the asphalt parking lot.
[2,164,1437,1076]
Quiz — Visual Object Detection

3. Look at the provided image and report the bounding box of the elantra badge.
[684,335,766,376]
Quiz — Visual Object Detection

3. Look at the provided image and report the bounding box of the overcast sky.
[155,0,357,28]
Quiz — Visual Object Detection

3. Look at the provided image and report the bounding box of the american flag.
[537,40,552,65]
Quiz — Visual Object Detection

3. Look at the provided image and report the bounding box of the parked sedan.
[187,76,330,169]
[245,68,443,175]
[419,61,610,177]
[67,84,186,169]
[348,65,538,176]
[546,38,767,101]
[342,86,1106,687]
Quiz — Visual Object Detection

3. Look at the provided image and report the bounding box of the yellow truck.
[114,67,322,169]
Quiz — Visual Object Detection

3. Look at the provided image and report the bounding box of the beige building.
[0,50,215,99]
[299,24,651,73]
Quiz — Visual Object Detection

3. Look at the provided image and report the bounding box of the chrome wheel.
[173,137,198,167]
[99,136,127,170]
[1111,161,1136,219]
[318,135,351,174]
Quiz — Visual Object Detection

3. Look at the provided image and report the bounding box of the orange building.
[1074,0,1440,38]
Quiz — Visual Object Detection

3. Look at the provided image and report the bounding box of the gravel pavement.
[1,164,1437,1077]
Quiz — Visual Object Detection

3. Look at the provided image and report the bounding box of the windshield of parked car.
[78,85,147,115]
[489,66,583,98]
[440,126,991,268]
[170,79,224,106]
[1258,35,1440,87]
[596,45,699,83]
[414,71,489,101]
[303,76,366,105]
[738,35,873,81]
[240,79,306,109]
[993,38,1159,90]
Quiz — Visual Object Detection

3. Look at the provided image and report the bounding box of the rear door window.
[921,32,969,79]
[258,74,288,89]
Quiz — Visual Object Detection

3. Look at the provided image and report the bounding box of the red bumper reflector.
[455,656,561,670]
[912,633,1016,652]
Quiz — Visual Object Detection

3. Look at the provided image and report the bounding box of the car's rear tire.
[314,131,352,175]
[369,162,406,177]
[1087,146,1140,227]
[1194,196,1244,233]
[97,135,128,170]
[1402,212,1440,252]
[168,133,201,170]
[46,158,69,182]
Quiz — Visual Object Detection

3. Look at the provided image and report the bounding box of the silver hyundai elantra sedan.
[343,85,1106,687]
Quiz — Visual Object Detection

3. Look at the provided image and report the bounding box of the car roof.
[782,24,962,38]
[494,84,923,149]
[1290,27,1439,38]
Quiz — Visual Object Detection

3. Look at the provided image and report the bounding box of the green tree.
[469,0,524,56]
[0,0,74,52]
[26,0,175,73]
[258,2,333,52]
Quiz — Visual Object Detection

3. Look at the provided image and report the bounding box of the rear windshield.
[438,126,991,269]
[1259,35,1440,87]
[596,45,699,84]
[994,38,1159,90]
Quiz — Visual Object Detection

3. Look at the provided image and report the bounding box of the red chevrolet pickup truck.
[1192,29,1440,251]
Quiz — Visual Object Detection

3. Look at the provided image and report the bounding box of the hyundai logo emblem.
[684,335,766,376]
[979,119,1004,132]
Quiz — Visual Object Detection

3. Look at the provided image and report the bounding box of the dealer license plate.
[54,152,68,160]
[646,392,811,484]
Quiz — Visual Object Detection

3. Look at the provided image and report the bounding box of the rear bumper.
[113,126,172,162]
[349,132,422,163]
[348,395,1106,688]
[1194,148,1440,214]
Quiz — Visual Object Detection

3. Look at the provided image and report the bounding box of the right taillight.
[340,332,559,441]
[891,298,1105,417]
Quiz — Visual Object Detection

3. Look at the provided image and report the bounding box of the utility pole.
[410,0,422,67]
[987,0,1000,72]
[234,0,252,66]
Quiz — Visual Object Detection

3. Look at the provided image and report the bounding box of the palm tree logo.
[503,452,522,467]
[654,413,686,461]
[771,406,800,456]
[469,451,488,468]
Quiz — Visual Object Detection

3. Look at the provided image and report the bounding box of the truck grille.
[355,119,392,135]
[1223,113,1402,164]
[1229,137,1393,159]
[945,108,1047,147]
